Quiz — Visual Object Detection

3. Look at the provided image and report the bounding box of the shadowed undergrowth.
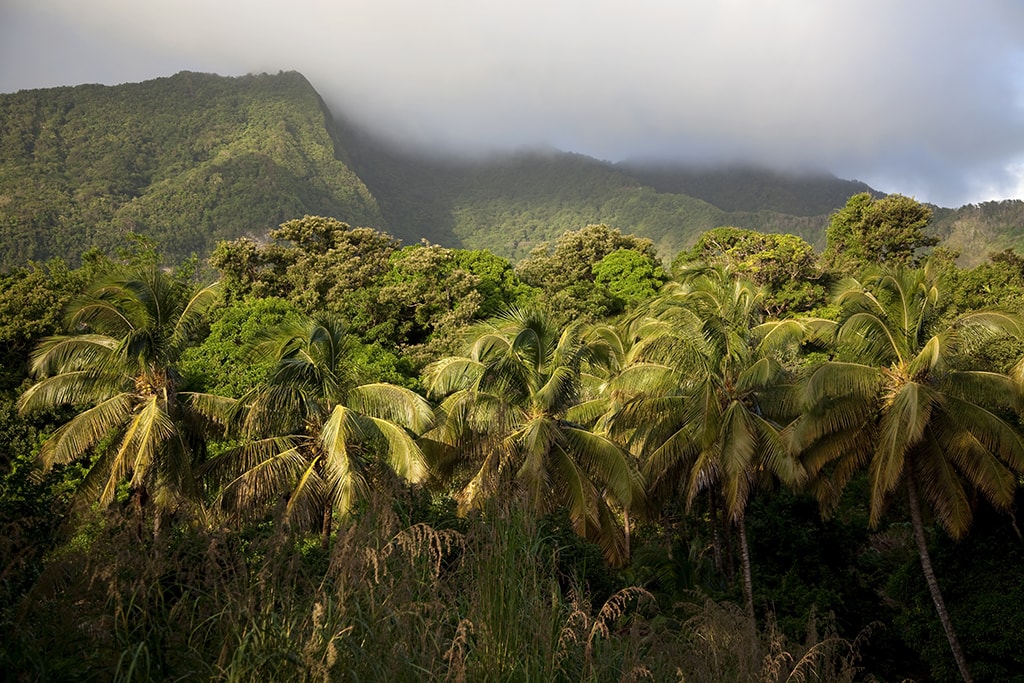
[1,499,870,682]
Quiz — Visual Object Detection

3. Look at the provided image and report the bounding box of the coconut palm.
[201,314,434,545]
[17,267,220,523]
[422,307,645,565]
[611,268,809,620]
[793,266,1024,683]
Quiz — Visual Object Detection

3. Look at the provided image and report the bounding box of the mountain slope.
[614,163,878,216]
[338,131,857,261]
[930,200,1024,266]
[0,71,381,267]
[2,70,1021,270]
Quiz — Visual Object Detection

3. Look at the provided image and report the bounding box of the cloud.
[2,0,1023,206]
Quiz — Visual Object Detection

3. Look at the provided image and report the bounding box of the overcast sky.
[2,0,1023,207]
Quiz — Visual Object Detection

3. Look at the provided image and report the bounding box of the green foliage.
[344,143,841,263]
[674,227,828,315]
[210,219,536,371]
[423,307,645,565]
[929,199,1024,267]
[0,71,381,268]
[5,153,1024,681]
[0,259,89,389]
[592,248,668,307]
[17,267,221,513]
[203,314,434,535]
[617,163,877,216]
[178,297,304,397]
[823,193,938,272]
[6,68,1023,274]
[516,224,663,323]
[1,491,871,682]
[887,500,1024,682]
[372,243,528,364]
[210,215,399,337]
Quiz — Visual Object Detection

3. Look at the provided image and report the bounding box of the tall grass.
[1,497,870,682]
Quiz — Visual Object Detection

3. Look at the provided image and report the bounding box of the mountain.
[336,126,866,261]
[1,70,1022,269]
[929,200,1024,267]
[0,71,381,266]
[613,163,878,216]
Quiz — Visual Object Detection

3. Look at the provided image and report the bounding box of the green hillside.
[2,70,1022,269]
[339,137,846,262]
[614,163,879,216]
[930,200,1024,266]
[0,71,381,267]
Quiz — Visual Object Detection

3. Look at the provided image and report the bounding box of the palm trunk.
[736,513,755,626]
[623,509,632,560]
[132,485,148,539]
[906,471,973,683]
[723,508,736,580]
[709,490,724,572]
[321,504,333,550]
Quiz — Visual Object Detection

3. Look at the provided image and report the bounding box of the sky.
[1,0,1023,208]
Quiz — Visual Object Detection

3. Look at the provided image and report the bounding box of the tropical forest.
[2,71,1024,683]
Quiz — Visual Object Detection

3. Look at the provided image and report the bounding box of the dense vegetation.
[3,190,1024,682]
[6,71,1024,274]
[0,71,380,267]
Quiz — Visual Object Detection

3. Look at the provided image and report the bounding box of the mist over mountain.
[0,71,1022,269]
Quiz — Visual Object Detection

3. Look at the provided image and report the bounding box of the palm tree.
[611,268,808,621]
[17,267,220,525]
[201,314,434,545]
[793,267,1024,683]
[422,308,645,565]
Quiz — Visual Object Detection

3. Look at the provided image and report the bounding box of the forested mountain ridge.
[0,71,381,267]
[338,129,864,260]
[2,70,1023,269]
[931,199,1024,266]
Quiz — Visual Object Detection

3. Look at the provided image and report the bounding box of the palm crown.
[422,307,644,564]
[203,314,434,539]
[796,267,1024,534]
[18,268,220,512]
[608,268,809,618]
[794,266,1024,682]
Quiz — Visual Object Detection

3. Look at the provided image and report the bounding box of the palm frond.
[346,382,434,434]
[908,332,952,378]
[535,364,579,414]
[563,425,644,510]
[952,309,1023,352]
[171,281,221,350]
[36,393,135,468]
[123,396,177,489]
[18,369,126,415]
[717,401,759,515]
[940,394,1024,477]
[200,435,303,487]
[870,382,935,502]
[182,391,238,431]
[423,356,487,398]
[516,418,557,506]
[455,443,507,515]
[320,405,370,517]
[938,370,1024,412]
[215,441,308,516]
[802,362,881,406]
[548,441,602,535]
[362,414,430,484]
[912,438,972,539]
[931,416,1018,512]
[28,334,119,377]
[285,456,331,530]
